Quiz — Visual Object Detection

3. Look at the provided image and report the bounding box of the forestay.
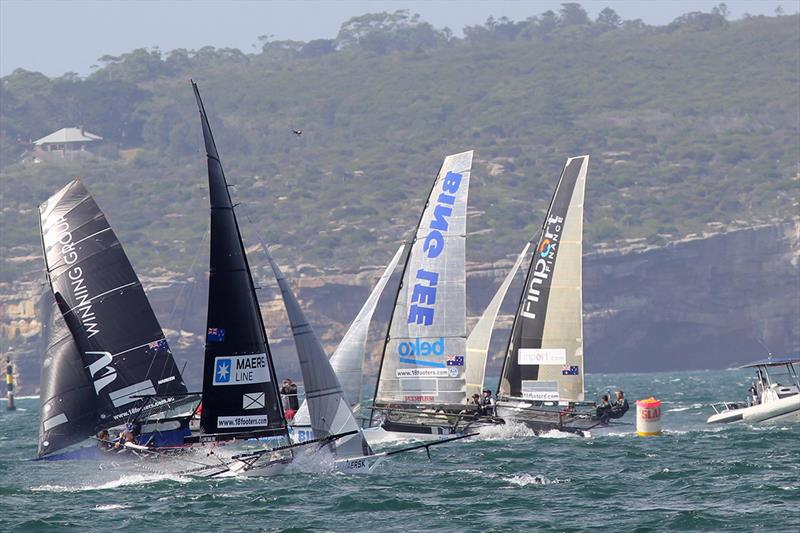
[192,81,286,437]
[294,244,405,426]
[499,156,588,403]
[264,248,372,457]
[464,241,532,399]
[374,151,473,407]
[37,179,188,455]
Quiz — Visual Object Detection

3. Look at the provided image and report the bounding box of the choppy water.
[1,370,798,532]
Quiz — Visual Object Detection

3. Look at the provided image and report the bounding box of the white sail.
[293,244,404,426]
[464,242,531,399]
[264,248,372,457]
[375,151,473,407]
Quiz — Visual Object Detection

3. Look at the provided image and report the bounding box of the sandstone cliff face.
[2,221,798,394]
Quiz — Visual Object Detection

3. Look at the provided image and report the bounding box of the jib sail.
[374,151,473,408]
[499,156,589,403]
[464,240,532,399]
[294,244,405,426]
[264,247,372,457]
[192,81,286,437]
[37,179,188,456]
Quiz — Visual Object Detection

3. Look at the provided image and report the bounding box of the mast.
[192,81,287,438]
[498,156,588,403]
[37,179,188,455]
[372,151,473,411]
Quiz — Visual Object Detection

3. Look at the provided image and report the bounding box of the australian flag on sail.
[562,365,580,376]
[146,339,169,354]
[207,327,226,343]
[447,355,465,367]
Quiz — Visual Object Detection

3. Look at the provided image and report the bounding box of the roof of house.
[33,127,103,146]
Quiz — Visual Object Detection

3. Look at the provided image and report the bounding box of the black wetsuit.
[609,398,629,419]
[595,402,612,422]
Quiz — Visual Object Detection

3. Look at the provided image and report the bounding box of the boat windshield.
[761,363,800,393]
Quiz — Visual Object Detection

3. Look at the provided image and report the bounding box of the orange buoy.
[636,397,662,436]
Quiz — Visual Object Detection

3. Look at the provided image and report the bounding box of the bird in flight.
[292,129,303,136]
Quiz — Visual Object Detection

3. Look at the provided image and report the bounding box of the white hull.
[707,394,800,425]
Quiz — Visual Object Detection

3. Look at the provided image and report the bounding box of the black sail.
[38,179,188,438]
[192,81,286,436]
[37,292,101,456]
[499,156,588,400]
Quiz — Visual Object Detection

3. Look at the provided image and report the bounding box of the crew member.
[595,394,612,422]
[281,378,299,419]
[480,389,496,417]
[97,429,113,451]
[609,389,629,419]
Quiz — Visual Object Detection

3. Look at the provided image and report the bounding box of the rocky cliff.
[2,220,798,394]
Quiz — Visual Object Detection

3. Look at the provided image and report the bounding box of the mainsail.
[263,247,372,457]
[464,241,532,399]
[499,156,589,403]
[294,244,405,426]
[374,151,473,408]
[37,179,188,455]
[192,81,286,437]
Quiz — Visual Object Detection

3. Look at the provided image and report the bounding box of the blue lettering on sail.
[407,171,462,325]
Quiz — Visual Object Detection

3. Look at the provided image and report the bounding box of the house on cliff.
[32,127,103,161]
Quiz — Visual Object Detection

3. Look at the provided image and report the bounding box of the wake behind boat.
[707,357,800,425]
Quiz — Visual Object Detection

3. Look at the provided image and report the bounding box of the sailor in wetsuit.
[595,394,612,422]
[97,429,113,451]
[609,390,629,419]
[480,389,496,417]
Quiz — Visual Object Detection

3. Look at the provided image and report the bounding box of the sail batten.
[374,151,473,408]
[499,156,589,403]
[192,81,286,437]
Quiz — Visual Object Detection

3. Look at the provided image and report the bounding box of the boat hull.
[497,400,614,436]
[707,395,800,425]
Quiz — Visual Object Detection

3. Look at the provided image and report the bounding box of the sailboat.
[367,150,502,442]
[180,82,396,477]
[36,179,192,460]
[290,244,405,442]
[494,155,615,435]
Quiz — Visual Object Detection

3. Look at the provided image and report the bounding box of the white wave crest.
[32,472,191,493]
[94,504,131,511]
[538,429,581,439]
[473,420,536,440]
[506,474,570,486]
[667,403,703,412]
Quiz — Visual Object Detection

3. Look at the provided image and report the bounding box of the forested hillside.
[1,5,798,283]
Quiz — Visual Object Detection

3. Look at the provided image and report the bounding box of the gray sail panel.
[264,248,372,457]
[464,242,531,399]
[332,244,405,407]
[376,151,473,407]
[295,244,405,425]
[499,156,588,402]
